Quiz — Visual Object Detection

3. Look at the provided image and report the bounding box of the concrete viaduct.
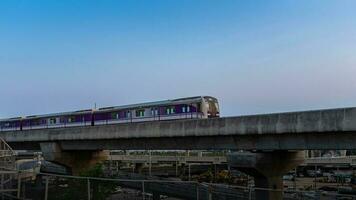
[1,107,356,200]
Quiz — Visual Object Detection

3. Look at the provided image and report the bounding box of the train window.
[111,113,119,119]
[182,105,190,113]
[49,118,56,124]
[151,108,158,116]
[166,107,175,115]
[67,116,76,123]
[123,111,131,118]
[136,109,145,117]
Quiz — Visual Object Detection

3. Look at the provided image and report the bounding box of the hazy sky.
[1,0,356,118]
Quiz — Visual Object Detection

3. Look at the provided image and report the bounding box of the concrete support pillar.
[40,142,109,175]
[228,151,304,200]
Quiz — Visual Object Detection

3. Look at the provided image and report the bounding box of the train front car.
[201,96,220,118]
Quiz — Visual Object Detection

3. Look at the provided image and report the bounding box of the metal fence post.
[142,181,145,200]
[149,150,152,177]
[196,182,199,200]
[17,173,21,199]
[314,165,317,191]
[248,186,252,200]
[175,160,178,177]
[44,177,49,200]
[1,174,4,200]
[293,167,297,190]
[207,185,212,200]
[188,164,191,181]
[87,178,91,200]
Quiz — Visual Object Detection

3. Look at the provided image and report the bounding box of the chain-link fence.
[2,171,356,200]
[28,173,251,200]
[40,174,199,200]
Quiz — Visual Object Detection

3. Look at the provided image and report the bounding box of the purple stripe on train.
[0,104,199,129]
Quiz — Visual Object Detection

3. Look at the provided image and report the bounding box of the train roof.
[0,117,23,122]
[24,109,93,119]
[97,96,206,112]
[0,96,217,122]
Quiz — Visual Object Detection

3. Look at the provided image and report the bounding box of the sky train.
[0,96,220,131]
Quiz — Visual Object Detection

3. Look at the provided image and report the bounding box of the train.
[0,96,220,131]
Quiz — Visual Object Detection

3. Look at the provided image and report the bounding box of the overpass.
[1,107,356,200]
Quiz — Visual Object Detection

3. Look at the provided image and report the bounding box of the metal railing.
[0,171,22,200]
[109,155,228,165]
[0,138,18,200]
[0,138,15,171]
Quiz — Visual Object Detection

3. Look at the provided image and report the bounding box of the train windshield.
[204,97,220,118]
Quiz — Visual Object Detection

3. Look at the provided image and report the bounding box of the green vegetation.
[48,164,117,200]
[186,169,239,185]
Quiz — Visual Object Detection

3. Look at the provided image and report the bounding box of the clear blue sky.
[1,0,356,118]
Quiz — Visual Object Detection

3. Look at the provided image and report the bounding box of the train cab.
[202,96,220,118]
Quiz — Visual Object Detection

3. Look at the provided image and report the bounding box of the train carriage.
[0,96,219,131]
[0,117,22,131]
